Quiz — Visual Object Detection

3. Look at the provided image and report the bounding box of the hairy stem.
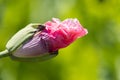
[0,49,9,58]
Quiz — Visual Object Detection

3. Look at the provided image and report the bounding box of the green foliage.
[0,0,120,80]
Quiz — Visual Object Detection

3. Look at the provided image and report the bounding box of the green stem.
[0,49,9,58]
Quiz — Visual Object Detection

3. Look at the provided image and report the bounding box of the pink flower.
[12,18,88,61]
[40,18,88,52]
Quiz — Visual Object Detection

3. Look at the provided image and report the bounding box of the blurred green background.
[0,0,120,80]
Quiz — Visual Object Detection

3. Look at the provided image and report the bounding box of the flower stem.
[0,49,9,58]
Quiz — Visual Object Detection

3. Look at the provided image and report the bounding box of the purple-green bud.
[0,24,58,62]
[11,32,58,61]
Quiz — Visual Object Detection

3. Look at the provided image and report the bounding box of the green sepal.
[11,51,58,62]
[0,23,41,58]
[6,23,40,52]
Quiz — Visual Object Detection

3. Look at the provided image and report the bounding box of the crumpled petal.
[41,18,88,51]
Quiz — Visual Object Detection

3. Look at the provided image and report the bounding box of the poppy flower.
[0,18,88,61]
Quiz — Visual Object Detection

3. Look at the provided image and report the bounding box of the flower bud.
[0,18,88,62]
